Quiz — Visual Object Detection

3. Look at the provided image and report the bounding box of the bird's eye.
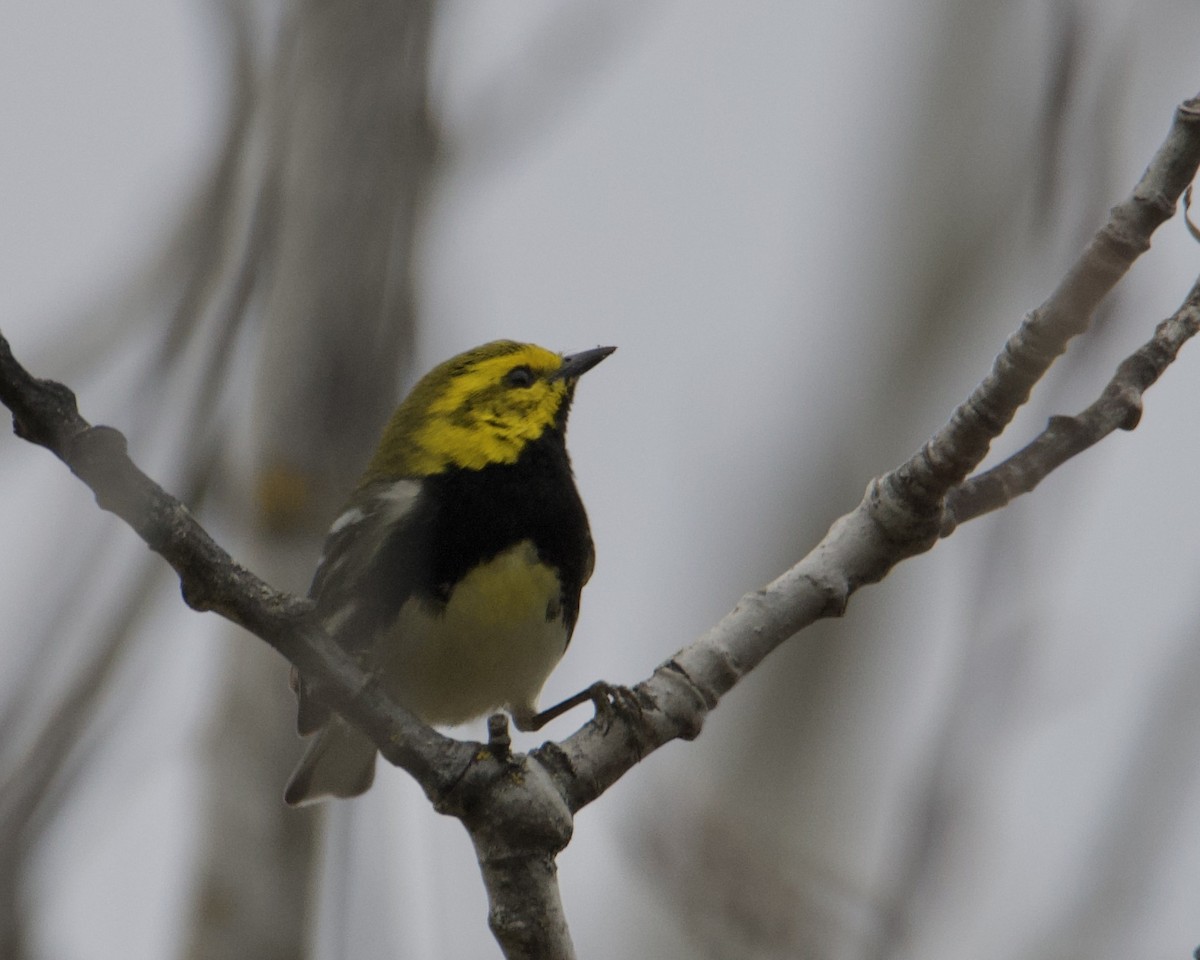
[505,365,535,388]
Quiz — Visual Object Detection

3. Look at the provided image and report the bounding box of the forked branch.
[946,272,1200,527]
[1,90,1198,960]
[544,91,1200,813]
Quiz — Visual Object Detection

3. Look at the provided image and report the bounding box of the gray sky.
[5,1,1200,958]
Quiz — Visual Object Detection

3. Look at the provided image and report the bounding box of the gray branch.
[945,271,1200,526]
[1,90,1197,960]
[0,341,471,799]
[541,90,1200,814]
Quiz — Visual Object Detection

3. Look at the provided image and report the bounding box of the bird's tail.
[284,716,377,806]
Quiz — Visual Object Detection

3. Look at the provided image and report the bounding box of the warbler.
[284,339,615,805]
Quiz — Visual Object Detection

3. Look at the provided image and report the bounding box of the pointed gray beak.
[554,345,616,381]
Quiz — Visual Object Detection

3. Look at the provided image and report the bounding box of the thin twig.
[945,272,1200,528]
[544,90,1200,814]
[880,93,1200,525]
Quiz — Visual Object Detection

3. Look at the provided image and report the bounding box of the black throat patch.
[369,429,594,635]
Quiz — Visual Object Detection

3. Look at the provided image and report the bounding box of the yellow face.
[364,341,573,479]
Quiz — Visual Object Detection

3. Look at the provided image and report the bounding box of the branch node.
[63,424,135,516]
[1130,186,1177,223]
[660,659,710,740]
[487,713,512,761]
[868,475,944,554]
[1117,389,1144,431]
[804,572,849,618]
[69,424,128,467]
[13,377,78,446]
[180,576,214,613]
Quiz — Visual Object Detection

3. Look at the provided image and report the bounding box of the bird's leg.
[514,681,636,732]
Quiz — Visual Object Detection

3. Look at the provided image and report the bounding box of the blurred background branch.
[2,2,1200,959]
[1,1,435,957]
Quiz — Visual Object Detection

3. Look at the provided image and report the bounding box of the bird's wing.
[295,478,433,735]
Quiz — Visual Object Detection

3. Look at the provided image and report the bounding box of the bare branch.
[946,272,1200,527]
[0,330,579,957]
[542,90,1200,813]
[880,93,1200,523]
[0,332,473,801]
[3,88,1198,960]
[463,731,577,960]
